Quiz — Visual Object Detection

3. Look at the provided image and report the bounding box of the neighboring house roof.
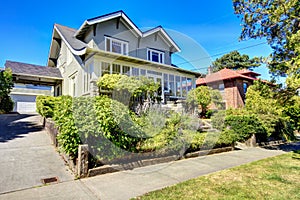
[196,68,259,85]
[5,60,63,79]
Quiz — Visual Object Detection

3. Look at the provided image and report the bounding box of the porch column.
[90,77,99,97]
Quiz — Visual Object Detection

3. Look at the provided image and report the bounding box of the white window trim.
[105,36,129,55]
[147,48,165,64]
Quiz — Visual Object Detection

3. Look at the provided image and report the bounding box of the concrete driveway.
[0,114,73,194]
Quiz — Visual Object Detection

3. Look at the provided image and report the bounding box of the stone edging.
[87,147,234,177]
[258,140,286,147]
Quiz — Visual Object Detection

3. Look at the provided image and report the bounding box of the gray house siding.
[83,18,172,65]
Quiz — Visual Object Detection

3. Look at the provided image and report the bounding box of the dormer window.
[105,37,128,55]
[147,49,164,64]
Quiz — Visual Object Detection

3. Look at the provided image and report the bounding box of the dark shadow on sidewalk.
[0,114,43,143]
[261,141,300,152]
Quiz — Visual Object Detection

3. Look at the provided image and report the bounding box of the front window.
[147,49,164,63]
[219,83,225,92]
[112,64,121,74]
[105,37,128,55]
[101,62,111,77]
[132,67,139,76]
[122,65,130,76]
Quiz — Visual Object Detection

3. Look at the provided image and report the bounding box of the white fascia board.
[159,28,181,52]
[74,21,88,36]
[14,73,63,80]
[47,28,57,66]
[120,13,142,36]
[54,26,87,55]
[143,27,181,53]
[75,12,143,37]
[142,27,161,37]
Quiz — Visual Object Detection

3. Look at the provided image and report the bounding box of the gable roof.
[55,24,87,54]
[5,60,62,79]
[196,68,259,85]
[74,10,180,52]
[75,10,142,38]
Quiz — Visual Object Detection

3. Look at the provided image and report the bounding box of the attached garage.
[4,60,63,114]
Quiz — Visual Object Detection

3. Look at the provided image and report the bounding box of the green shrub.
[212,110,267,143]
[0,95,14,113]
[36,95,58,118]
[139,112,199,153]
[72,95,144,161]
[53,96,81,157]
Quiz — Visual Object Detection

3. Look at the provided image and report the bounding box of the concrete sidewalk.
[0,146,288,200]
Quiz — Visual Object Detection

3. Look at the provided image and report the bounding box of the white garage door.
[10,94,37,114]
[16,102,36,113]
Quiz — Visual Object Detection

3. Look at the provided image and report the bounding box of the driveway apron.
[0,114,73,194]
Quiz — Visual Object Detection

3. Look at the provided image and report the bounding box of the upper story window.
[147,49,164,64]
[105,37,128,55]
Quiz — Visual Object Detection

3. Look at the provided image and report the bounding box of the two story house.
[47,10,201,102]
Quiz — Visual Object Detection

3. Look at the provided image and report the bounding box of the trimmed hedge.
[36,95,58,118]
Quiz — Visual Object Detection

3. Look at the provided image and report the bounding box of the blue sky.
[0,0,279,81]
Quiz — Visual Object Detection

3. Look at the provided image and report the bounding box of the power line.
[175,41,268,69]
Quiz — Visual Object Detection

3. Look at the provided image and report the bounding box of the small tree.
[187,86,212,118]
[245,81,295,140]
[0,69,14,113]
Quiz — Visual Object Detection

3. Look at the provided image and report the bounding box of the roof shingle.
[5,60,62,79]
[196,68,259,85]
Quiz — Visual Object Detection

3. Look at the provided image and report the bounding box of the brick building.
[196,68,260,109]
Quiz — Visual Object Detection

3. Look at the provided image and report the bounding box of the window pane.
[243,82,248,94]
[101,62,111,76]
[152,52,159,62]
[94,63,101,77]
[123,43,127,55]
[122,65,130,76]
[163,74,169,92]
[106,38,110,51]
[169,75,174,96]
[112,64,121,74]
[140,69,146,76]
[112,41,122,53]
[219,83,225,91]
[176,76,181,97]
[187,78,192,92]
[132,67,139,76]
[182,77,187,97]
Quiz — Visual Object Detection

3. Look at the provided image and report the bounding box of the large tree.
[211,50,261,72]
[233,0,300,91]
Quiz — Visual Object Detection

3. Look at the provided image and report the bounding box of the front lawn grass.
[135,151,300,200]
